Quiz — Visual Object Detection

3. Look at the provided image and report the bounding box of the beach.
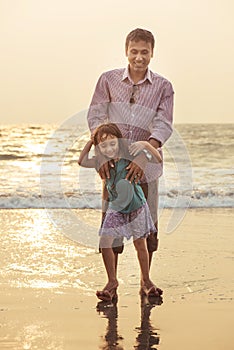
[1,0,234,346]
[0,208,233,349]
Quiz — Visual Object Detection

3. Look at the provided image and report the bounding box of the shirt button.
[132,114,135,117]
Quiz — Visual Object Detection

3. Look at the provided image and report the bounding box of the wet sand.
[0,208,233,349]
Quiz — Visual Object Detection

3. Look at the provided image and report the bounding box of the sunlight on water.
[0,123,233,208]
[0,321,64,350]
[0,209,100,291]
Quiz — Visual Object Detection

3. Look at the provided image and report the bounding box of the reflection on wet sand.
[96,294,163,349]
[134,294,162,349]
[96,297,124,350]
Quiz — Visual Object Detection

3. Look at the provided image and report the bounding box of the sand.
[0,208,233,349]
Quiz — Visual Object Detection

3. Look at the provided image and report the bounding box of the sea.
[0,121,233,304]
[0,122,233,210]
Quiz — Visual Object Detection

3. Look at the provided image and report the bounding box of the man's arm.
[87,73,110,134]
[126,81,174,183]
[149,81,174,146]
[86,73,113,178]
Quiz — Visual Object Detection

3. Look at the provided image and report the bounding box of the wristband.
[142,149,152,161]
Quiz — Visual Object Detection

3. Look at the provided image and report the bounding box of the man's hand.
[97,154,115,179]
[125,153,148,183]
[128,141,148,156]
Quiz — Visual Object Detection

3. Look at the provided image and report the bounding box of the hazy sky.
[1,0,233,124]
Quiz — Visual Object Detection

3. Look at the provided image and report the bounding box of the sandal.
[141,285,163,298]
[96,288,118,302]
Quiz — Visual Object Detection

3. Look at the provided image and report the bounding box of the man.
[87,28,174,300]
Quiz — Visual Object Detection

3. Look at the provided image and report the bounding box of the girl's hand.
[128,141,148,157]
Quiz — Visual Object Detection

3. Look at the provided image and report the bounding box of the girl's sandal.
[96,288,117,302]
[141,285,163,298]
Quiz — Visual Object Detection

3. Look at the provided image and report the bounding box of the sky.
[0,0,233,124]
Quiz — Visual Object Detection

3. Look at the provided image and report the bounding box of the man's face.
[126,40,153,74]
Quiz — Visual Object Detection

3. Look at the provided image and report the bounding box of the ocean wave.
[0,154,28,160]
[0,191,233,209]
[1,123,233,210]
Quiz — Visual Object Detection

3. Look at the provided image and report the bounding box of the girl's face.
[98,134,119,159]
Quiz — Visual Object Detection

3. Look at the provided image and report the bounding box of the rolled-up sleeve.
[150,81,174,146]
[87,73,110,133]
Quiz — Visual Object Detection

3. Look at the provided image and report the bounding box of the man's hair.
[125,28,155,51]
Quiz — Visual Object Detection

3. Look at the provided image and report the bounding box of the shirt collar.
[122,66,152,84]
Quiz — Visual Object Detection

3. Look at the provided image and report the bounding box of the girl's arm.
[78,140,97,168]
[128,141,162,163]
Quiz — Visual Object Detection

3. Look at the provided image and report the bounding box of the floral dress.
[99,158,157,240]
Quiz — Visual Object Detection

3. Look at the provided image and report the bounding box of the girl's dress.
[99,158,157,240]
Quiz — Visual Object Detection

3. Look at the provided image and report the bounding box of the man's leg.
[141,179,159,269]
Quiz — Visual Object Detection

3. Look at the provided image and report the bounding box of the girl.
[78,123,162,301]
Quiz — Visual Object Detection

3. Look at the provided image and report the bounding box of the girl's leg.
[97,236,119,300]
[133,237,161,297]
[133,237,151,286]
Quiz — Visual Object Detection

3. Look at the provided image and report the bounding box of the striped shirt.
[87,67,174,180]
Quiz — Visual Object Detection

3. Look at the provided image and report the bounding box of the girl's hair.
[93,123,123,145]
[93,123,130,158]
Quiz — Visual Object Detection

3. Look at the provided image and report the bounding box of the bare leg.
[114,253,118,273]
[139,181,162,295]
[133,238,153,289]
[97,236,118,301]
[134,238,162,297]
[139,243,153,288]
[140,181,158,272]
[101,248,118,286]
[149,251,153,269]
